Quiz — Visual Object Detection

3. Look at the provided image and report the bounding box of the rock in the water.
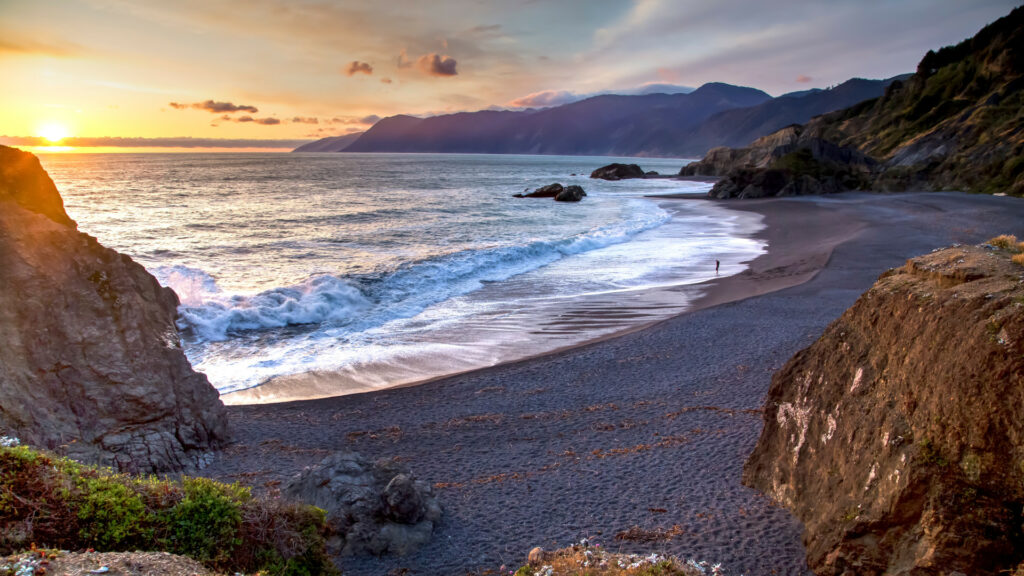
[744,244,1024,576]
[517,183,563,198]
[554,185,586,202]
[284,452,442,557]
[589,163,645,180]
[0,146,227,473]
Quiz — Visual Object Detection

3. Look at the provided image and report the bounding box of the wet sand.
[204,191,1024,576]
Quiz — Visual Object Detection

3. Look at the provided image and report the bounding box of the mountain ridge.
[296,78,904,156]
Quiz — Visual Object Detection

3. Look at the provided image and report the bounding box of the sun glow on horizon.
[38,123,70,144]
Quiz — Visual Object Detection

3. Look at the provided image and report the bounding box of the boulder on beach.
[554,185,586,202]
[0,145,227,473]
[744,243,1024,576]
[285,452,442,557]
[589,163,645,180]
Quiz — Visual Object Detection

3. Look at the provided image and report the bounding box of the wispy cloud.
[0,135,308,148]
[169,100,259,113]
[507,90,579,108]
[235,116,280,125]
[0,36,80,57]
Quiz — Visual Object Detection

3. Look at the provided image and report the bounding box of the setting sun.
[38,123,69,144]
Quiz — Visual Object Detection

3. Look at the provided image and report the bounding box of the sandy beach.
[204,191,1024,576]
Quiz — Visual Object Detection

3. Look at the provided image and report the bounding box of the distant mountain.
[339,83,772,156]
[292,131,364,153]
[671,76,909,156]
[295,77,905,157]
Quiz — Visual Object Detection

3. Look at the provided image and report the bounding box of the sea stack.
[744,244,1024,575]
[0,145,228,473]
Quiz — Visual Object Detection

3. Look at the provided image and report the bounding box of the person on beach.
[716,259,720,275]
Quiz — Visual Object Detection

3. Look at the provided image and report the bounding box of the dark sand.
[206,191,1024,576]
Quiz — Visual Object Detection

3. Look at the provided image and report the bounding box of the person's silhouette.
[715,259,720,275]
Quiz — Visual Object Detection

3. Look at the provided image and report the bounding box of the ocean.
[38,152,765,402]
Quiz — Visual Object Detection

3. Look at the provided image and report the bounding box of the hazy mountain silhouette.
[296,78,905,156]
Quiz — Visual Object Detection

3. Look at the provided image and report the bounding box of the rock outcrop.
[284,452,442,556]
[680,125,876,198]
[590,163,645,180]
[0,145,227,473]
[554,185,586,202]
[514,183,587,201]
[744,244,1024,575]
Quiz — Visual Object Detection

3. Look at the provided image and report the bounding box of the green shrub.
[75,475,150,549]
[166,477,247,566]
[0,445,338,576]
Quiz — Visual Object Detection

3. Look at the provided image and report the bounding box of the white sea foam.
[172,199,670,342]
[41,152,765,400]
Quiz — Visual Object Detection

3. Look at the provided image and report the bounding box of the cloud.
[291,116,319,124]
[0,135,308,148]
[169,100,259,113]
[346,60,373,75]
[796,74,813,83]
[633,82,695,95]
[327,115,381,126]
[0,37,79,57]
[417,53,458,76]
[508,90,580,108]
[467,24,501,35]
[398,50,458,76]
[234,116,280,125]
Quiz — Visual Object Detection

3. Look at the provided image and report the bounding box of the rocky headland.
[744,243,1024,575]
[681,6,1024,198]
[0,145,227,473]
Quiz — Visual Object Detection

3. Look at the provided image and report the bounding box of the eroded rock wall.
[0,146,227,472]
[744,244,1024,575]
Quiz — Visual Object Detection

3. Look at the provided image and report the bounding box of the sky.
[0,0,1019,151]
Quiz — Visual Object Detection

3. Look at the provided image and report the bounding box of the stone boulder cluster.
[284,452,442,556]
[744,244,1024,575]
[0,145,228,472]
[514,182,587,202]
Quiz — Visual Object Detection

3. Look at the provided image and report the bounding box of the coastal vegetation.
[0,443,338,576]
[987,234,1024,266]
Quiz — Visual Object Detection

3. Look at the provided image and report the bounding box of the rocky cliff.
[744,244,1024,575]
[0,145,228,472]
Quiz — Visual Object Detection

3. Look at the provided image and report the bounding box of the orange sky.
[0,0,1017,152]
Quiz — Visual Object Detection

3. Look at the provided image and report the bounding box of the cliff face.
[0,146,228,472]
[744,244,1024,575]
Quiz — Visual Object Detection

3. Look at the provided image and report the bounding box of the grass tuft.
[987,235,1021,251]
